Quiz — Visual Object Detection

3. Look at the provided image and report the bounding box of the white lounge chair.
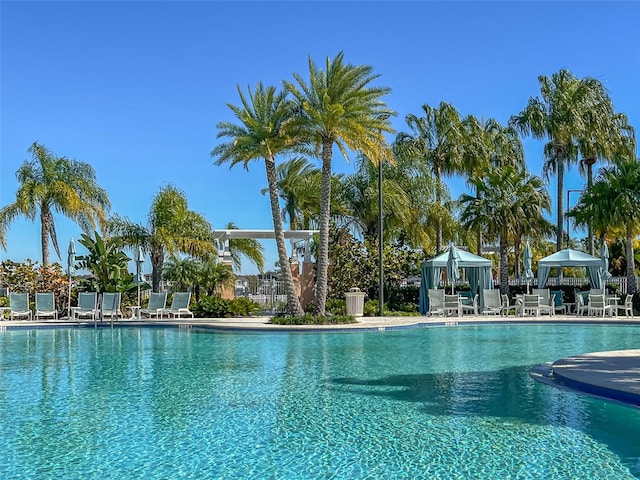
[461,294,479,315]
[482,289,503,315]
[162,292,194,319]
[520,294,540,317]
[101,292,123,325]
[141,292,168,318]
[35,292,58,320]
[73,292,99,321]
[427,289,444,317]
[443,294,461,317]
[9,293,32,321]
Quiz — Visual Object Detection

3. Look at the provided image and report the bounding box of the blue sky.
[1,1,639,275]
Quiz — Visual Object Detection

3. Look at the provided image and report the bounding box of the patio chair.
[73,292,99,321]
[481,289,503,315]
[532,288,550,306]
[520,294,540,317]
[501,294,517,316]
[9,293,32,321]
[443,294,461,317]
[162,292,194,319]
[427,289,444,317]
[35,292,58,320]
[550,290,566,314]
[617,294,634,318]
[101,292,122,325]
[587,294,612,317]
[575,294,589,317]
[538,293,556,317]
[140,292,168,319]
[461,293,479,315]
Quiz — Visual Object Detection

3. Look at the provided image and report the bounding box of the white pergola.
[212,229,318,263]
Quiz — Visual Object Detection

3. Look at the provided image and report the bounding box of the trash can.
[345,287,365,317]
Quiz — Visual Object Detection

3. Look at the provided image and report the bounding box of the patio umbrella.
[523,241,534,294]
[67,238,75,318]
[446,244,460,294]
[600,242,612,288]
[134,246,145,315]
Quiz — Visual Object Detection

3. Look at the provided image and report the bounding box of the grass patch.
[269,314,357,325]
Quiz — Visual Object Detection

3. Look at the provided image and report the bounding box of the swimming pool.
[1,324,639,479]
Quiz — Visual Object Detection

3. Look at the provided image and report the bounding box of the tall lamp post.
[565,189,581,248]
[377,114,390,318]
[378,154,384,317]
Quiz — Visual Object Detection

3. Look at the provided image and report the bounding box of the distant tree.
[0,142,110,265]
[460,165,551,294]
[395,102,464,254]
[568,156,640,293]
[510,69,618,251]
[106,185,214,292]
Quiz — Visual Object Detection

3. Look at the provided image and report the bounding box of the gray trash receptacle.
[345,288,365,317]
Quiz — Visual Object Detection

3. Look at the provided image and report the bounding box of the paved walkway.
[530,350,640,408]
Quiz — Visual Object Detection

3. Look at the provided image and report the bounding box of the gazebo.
[536,248,602,289]
[419,248,494,314]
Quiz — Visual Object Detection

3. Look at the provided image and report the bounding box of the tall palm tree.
[577,112,635,254]
[284,52,395,316]
[568,156,640,293]
[460,116,525,255]
[338,155,416,244]
[460,165,551,294]
[213,83,306,316]
[395,101,464,253]
[510,69,616,251]
[0,142,110,265]
[106,185,215,292]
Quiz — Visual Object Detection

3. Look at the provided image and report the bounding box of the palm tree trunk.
[476,186,483,256]
[499,234,509,294]
[313,138,334,317]
[265,157,303,316]
[41,207,51,266]
[151,245,164,292]
[586,160,595,255]
[626,225,637,294]
[513,238,521,278]
[435,164,443,254]
[556,152,565,251]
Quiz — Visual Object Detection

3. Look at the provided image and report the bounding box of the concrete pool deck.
[2,312,639,407]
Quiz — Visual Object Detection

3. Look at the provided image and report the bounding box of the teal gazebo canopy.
[419,247,494,314]
[536,248,602,289]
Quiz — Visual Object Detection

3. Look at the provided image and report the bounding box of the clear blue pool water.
[1,324,639,479]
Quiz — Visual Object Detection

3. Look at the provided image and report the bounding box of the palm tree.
[395,101,464,253]
[460,165,551,294]
[106,185,215,292]
[568,156,640,293]
[216,222,265,273]
[577,112,635,254]
[284,52,395,316]
[338,155,416,244]
[212,83,306,316]
[261,158,321,231]
[0,142,110,265]
[163,255,199,293]
[510,69,616,251]
[460,116,525,255]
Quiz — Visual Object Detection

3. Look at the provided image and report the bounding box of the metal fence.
[509,276,635,294]
[237,277,289,314]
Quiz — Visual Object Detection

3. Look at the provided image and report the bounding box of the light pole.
[377,114,389,318]
[378,155,384,317]
[565,189,581,248]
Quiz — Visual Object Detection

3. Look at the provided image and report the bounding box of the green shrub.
[270,314,357,325]
[326,298,347,316]
[227,297,261,317]
[193,295,260,318]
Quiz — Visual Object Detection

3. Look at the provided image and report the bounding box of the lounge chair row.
[2,292,194,321]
